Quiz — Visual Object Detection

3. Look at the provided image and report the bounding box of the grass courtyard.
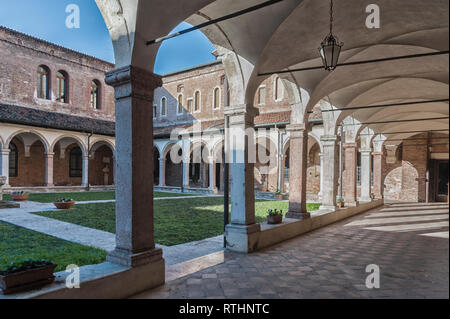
[34,197,321,246]
[0,221,107,272]
[3,191,192,203]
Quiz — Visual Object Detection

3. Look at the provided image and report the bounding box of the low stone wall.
[257,199,384,250]
[4,185,115,194]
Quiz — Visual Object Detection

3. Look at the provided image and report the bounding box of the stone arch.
[51,135,87,156]
[6,129,50,153]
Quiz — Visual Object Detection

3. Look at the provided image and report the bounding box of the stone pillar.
[158,158,166,187]
[209,157,217,193]
[224,105,260,253]
[81,155,89,187]
[372,151,384,199]
[44,152,54,187]
[105,65,165,279]
[360,149,372,202]
[286,124,310,219]
[320,136,339,210]
[183,161,190,188]
[343,142,358,206]
[1,148,10,186]
[219,162,225,191]
[318,152,324,201]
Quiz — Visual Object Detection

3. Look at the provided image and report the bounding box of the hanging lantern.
[319,0,343,71]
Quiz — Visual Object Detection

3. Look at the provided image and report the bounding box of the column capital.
[105,65,162,101]
[343,142,358,149]
[224,104,259,118]
[286,123,310,133]
[372,152,384,156]
[321,135,338,147]
[44,152,55,157]
[360,149,372,156]
[1,148,10,155]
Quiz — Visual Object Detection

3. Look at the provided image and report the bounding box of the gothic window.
[194,91,201,112]
[37,66,50,99]
[56,71,68,103]
[177,94,184,114]
[90,80,101,109]
[161,97,167,116]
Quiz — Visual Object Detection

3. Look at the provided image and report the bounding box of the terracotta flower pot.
[276,194,283,200]
[12,194,29,202]
[0,263,57,295]
[267,214,283,225]
[53,201,75,210]
[337,202,344,208]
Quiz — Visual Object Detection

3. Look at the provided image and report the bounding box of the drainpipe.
[87,130,93,192]
[338,125,344,202]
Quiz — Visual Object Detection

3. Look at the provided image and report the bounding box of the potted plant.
[53,198,76,210]
[275,189,283,200]
[0,258,57,295]
[267,209,283,225]
[11,191,29,202]
[337,199,344,208]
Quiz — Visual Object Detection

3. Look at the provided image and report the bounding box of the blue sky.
[0,0,216,74]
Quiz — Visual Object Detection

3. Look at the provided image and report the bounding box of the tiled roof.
[0,104,115,136]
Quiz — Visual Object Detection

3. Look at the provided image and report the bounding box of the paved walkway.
[134,202,449,299]
[0,199,224,266]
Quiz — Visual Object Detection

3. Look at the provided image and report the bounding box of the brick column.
[0,148,10,186]
[360,149,372,202]
[320,135,339,210]
[158,158,166,187]
[224,105,260,253]
[343,142,358,206]
[44,152,54,187]
[286,124,310,219]
[81,155,89,187]
[372,151,384,199]
[105,65,165,278]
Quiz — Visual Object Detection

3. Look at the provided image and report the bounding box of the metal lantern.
[319,0,343,71]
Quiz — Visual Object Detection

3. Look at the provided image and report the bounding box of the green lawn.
[0,221,107,272]
[34,198,321,246]
[3,191,192,203]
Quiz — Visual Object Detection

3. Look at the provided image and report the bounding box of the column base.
[225,223,261,253]
[107,247,164,268]
[359,197,372,203]
[344,201,359,207]
[285,211,311,219]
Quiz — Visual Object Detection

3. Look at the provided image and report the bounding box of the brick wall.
[0,27,115,121]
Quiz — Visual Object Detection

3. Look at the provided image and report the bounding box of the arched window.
[194,91,201,112]
[56,71,68,103]
[37,66,50,99]
[177,94,184,114]
[161,97,167,116]
[274,76,284,101]
[69,147,83,177]
[90,80,101,109]
[9,142,18,177]
[213,87,220,109]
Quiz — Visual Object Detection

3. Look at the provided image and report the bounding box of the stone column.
[183,161,190,188]
[343,142,358,206]
[224,105,260,253]
[158,158,166,187]
[0,148,10,186]
[209,157,217,193]
[320,135,339,210]
[360,149,372,202]
[318,152,324,201]
[105,65,165,278]
[372,151,384,199]
[286,124,310,219]
[81,155,89,187]
[44,152,54,187]
[219,162,224,191]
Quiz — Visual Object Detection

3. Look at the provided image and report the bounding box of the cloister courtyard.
[0,0,448,301]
